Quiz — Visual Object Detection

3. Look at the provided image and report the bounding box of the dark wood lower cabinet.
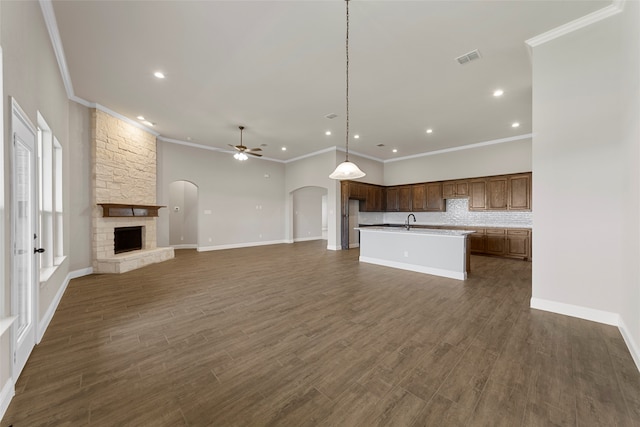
[506,230,530,260]
[467,227,531,261]
[469,232,486,253]
[485,230,506,256]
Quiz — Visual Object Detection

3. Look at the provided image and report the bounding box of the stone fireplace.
[91,109,174,273]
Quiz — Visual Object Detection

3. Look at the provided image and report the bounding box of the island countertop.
[355,226,475,237]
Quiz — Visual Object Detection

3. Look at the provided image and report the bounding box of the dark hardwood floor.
[3,241,639,426]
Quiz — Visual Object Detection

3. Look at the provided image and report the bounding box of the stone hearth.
[91,109,174,273]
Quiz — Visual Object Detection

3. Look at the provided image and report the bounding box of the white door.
[11,100,38,378]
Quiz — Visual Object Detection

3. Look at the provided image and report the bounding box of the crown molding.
[93,104,160,136]
[384,134,533,164]
[40,0,74,100]
[526,0,624,47]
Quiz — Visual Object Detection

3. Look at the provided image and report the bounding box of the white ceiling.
[51,0,609,162]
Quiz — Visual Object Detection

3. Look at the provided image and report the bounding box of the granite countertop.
[359,223,531,230]
[356,226,475,236]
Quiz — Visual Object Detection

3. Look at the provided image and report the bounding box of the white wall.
[67,102,92,270]
[344,151,385,185]
[292,186,326,241]
[383,139,532,186]
[0,0,93,410]
[531,2,640,366]
[157,141,286,250]
[169,180,198,246]
[285,150,340,248]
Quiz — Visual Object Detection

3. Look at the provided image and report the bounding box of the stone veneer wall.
[91,109,173,273]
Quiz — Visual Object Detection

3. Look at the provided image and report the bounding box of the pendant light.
[329,0,365,180]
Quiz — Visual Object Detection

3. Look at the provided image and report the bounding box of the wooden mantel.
[98,203,166,218]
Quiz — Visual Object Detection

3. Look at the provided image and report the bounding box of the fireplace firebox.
[114,226,143,254]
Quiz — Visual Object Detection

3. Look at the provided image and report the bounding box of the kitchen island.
[356,226,475,280]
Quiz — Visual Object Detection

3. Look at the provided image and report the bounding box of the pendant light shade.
[330,0,365,180]
[329,160,366,180]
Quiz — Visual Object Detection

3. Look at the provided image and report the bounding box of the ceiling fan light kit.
[330,0,365,180]
[230,125,262,161]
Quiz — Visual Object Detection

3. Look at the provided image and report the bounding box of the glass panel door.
[11,100,38,379]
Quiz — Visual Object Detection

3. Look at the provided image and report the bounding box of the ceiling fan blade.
[246,147,262,152]
[247,152,263,157]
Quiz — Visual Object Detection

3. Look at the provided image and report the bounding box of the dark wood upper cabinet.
[508,173,531,210]
[442,180,469,199]
[487,177,508,210]
[385,187,399,212]
[468,173,531,211]
[364,185,383,212]
[468,179,487,211]
[411,184,426,211]
[398,185,412,212]
[425,182,445,212]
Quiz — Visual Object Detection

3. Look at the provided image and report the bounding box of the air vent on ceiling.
[376,143,385,147]
[325,113,338,119]
[456,49,481,65]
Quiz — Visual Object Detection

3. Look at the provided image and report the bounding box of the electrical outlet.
[404,251,409,257]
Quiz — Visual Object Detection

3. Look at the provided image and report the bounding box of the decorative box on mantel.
[98,203,166,218]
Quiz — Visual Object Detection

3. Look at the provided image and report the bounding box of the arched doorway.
[169,180,198,248]
[291,186,328,242]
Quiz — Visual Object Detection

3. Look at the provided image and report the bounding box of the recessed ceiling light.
[392,149,398,153]
[426,129,433,134]
[154,71,165,79]
[354,134,360,139]
[325,131,331,136]
[512,122,520,128]
[137,116,145,120]
[493,89,504,97]
[281,147,287,151]
[187,137,192,141]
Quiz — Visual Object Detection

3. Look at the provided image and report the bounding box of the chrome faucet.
[405,213,416,230]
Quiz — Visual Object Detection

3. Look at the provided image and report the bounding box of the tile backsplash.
[359,198,532,228]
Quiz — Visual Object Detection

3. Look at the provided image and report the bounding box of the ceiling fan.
[229,126,262,161]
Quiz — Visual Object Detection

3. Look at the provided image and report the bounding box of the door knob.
[34,248,45,254]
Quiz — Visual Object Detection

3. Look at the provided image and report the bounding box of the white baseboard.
[349,243,360,248]
[293,236,323,242]
[618,316,640,373]
[38,266,93,343]
[327,245,341,251]
[530,297,619,326]
[531,297,640,373]
[197,239,287,252]
[171,244,197,249]
[0,377,14,422]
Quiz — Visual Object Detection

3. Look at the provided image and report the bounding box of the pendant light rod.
[329,0,365,180]
[345,0,350,162]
